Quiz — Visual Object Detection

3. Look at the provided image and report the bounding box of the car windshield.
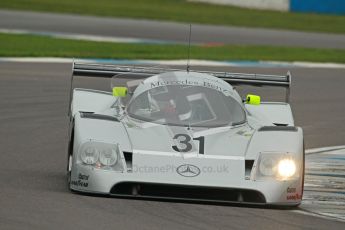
[127,82,246,128]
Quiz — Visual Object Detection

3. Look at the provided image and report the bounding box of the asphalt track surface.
[0,62,345,229]
[1,9,345,49]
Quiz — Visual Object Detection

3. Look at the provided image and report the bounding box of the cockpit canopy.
[126,71,246,127]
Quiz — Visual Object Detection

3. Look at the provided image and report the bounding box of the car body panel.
[245,102,294,126]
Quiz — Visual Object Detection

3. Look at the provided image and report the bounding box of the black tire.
[301,141,305,198]
[67,155,72,190]
[66,121,74,190]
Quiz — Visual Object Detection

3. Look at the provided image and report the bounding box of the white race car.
[67,62,304,206]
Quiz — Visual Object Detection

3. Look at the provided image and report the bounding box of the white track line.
[0,28,179,44]
[296,146,345,222]
[291,210,345,223]
[306,145,345,154]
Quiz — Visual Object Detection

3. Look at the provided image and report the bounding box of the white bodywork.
[68,69,304,206]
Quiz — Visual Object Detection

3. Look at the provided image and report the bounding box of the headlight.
[278,159,296,178]
[254,152,298,181]
[78,141,121,169]
[259,157,277,176]
[80,146,99,165]
[99,148,118,166]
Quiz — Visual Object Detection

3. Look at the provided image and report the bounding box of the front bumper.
[70,156,303,206]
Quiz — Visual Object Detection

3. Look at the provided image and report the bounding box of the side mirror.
[113,87,128,97]
[246,94,261,105]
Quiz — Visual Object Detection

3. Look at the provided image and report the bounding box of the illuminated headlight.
[79,141,120,168]
[278,159,296,178]
[255,153,298,181]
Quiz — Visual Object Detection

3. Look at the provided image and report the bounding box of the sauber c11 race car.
[67,62,304,206]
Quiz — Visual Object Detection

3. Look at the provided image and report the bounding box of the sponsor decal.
[203,81,230,95]
[150,80,230,95]
[78,173,89,181]
[287,193,302,200]
[150,79,199,88]
[176,164,201,177]
[286,187,301,200]
[287,187,296,193]
[71,173,89,188]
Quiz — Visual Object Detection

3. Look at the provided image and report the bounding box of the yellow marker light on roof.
[246,94,261,105]
[113,87,128,97]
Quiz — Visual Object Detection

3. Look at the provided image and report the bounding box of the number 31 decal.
[172,134,205,154]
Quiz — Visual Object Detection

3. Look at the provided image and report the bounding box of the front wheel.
[66,121,74,190]
[301,141,305,198]
[67,155,72,190]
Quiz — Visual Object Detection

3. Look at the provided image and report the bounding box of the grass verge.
[1,33,345,63]
[1,0,345,34]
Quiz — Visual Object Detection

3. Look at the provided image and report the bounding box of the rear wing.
[69,62,291,114]
[73,62,290,86]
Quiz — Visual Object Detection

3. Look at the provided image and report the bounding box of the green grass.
[1,0,345,34]
[1,33,345,63]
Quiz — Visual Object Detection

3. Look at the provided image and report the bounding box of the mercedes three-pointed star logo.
[176,164,201,177]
